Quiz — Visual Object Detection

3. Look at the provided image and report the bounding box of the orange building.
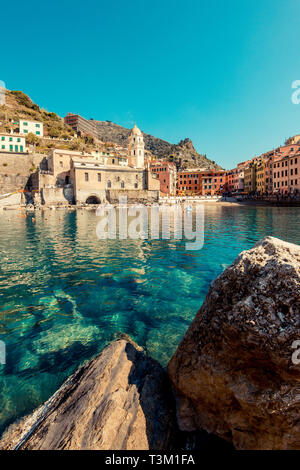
[176,170,202,195]
[200,170,225,195]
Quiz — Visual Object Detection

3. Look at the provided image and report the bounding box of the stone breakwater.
[1,236,300,450]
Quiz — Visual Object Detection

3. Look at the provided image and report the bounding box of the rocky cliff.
[92,120,221,170]
[168,236,300,450]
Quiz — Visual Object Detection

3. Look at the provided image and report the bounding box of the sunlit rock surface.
[168,237,300,450]
[0,338,178,450]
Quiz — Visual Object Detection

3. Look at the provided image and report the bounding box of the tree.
[26,132,40,146]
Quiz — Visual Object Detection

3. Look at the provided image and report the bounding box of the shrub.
[10,91,33,108]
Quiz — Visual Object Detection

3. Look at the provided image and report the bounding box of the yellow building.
[255,160,266,194]
[244,163,256,193]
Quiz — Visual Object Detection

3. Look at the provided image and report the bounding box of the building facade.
[272,153,300,194]
[150,161,177,195]
[19,120,43,137]
[201,170,225,195]
[244,163,256,193]
[255,160,266,194]
[225,167,244,192]
[64,113,97,136]
[177,170,202,195]
[0,134,26,153]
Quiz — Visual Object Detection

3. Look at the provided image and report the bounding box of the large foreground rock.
[0,338,178,450]
[168,236,300,450]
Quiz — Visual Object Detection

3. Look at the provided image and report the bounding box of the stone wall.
[108,189,159,203]
[41,187,74,205]
[0,152,45,194]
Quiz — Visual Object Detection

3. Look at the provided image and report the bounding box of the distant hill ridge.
[87,119,221,169]
[0,89,221,169]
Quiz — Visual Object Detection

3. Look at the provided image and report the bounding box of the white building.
[0,134,27,153]
[19,119,44,137]
[128,124,145,168]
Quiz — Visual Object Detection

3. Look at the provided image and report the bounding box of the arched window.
[121,181,125,189]
[107,180,111,188]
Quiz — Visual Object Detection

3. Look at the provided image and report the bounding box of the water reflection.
[0,205,300,436]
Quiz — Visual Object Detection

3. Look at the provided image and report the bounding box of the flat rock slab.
[168,236,300,450]
[0,338,178,450]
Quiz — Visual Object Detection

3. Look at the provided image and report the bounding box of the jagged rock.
[168,236,300,450]
[88,120,220,170]
[0,338,178,450]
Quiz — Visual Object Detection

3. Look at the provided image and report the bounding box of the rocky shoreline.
[1,236,300,450]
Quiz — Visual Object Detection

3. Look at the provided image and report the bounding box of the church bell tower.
[128,124,145,168]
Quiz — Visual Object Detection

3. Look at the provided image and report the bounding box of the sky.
[2,0,300,168]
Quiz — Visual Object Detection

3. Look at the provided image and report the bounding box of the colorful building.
[244,163,256,193]
[272,153,300,194]
[176,170,202,195]
[255,160,266,194]
[150,161,177,195]
[201,170,225,195]
[225,167,244,192]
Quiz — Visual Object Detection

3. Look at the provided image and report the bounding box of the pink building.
[273,152,300,194]
[225,166,244,192]
[150,161,177,195]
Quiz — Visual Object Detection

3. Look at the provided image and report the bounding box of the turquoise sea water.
[0,204,300,437]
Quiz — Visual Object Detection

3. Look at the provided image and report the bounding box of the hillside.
[0,90,73,139]
[92,120,222,170]
[0,89,221,169]
[0,90,103,154]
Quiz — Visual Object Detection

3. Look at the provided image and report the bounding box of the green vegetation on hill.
[0,90,222,169]
[0,90,100,154]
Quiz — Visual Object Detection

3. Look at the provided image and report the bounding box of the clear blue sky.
[2,0,300,168]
